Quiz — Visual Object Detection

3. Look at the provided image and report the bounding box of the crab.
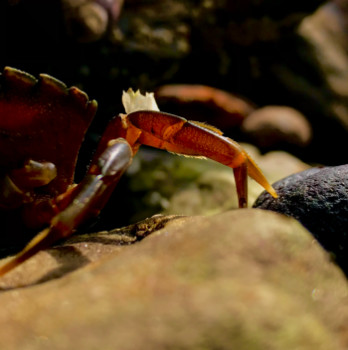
[0,67,277,277]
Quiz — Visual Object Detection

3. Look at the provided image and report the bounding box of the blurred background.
[1,0,348,228]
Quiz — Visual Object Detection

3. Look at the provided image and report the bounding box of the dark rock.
[253,165,348,275]
[299,2,348,130]
[296,2,348,162]
[62,1,110,42]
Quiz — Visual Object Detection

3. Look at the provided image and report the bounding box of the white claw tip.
[122,88,160,114]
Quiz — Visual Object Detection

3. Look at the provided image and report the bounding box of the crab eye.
[122,88,160,114]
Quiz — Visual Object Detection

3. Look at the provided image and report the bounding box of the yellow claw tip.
[270,188,278,198]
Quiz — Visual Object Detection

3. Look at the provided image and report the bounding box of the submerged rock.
[254,165,348,275]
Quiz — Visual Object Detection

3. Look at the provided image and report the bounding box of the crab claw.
[0,139,132,277]
[111,108,277,208]
[92,89,277,209]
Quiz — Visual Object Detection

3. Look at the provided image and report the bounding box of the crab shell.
[0,67,97,196]
[0,67,97,247]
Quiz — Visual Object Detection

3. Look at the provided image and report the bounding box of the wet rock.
[242,106,312,150]
[0,210,346,349]
[253,164,348,275]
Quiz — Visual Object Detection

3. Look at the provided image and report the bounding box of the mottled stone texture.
[254,165,348,275]
[0,210,347,349]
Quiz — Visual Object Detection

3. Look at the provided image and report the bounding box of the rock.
[241,106,312,150]
[253,164,348,275]
[156,84,255,132]
[248,147,310,184]
[0,210,346,349]
[62,0,112,42]
[0,214,183,287]
[299,2,348,129]
[287,1,348,164]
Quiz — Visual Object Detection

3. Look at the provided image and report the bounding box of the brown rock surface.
[298,2,348,131]
[0,210,346,349]
[242,106,312,149]
[156,84,255,131]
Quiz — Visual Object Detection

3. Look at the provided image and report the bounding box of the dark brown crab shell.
[0,67,98,247]
[0,67,98,198]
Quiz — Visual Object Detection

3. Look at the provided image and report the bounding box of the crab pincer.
[0,139,132,276]
[124,110,277,208]
[97,89,278,208]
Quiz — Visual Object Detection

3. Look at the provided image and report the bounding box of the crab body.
[0,68,98,246]
[0,67,277,276]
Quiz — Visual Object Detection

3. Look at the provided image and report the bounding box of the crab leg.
[232,162,248,208]
[109,110,277,208]
[0,139,132,276]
